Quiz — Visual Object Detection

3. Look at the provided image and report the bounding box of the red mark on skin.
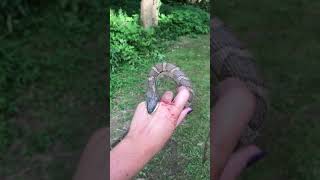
[160,103,173,112]
[161,101,174,106]
[159,101,178,122]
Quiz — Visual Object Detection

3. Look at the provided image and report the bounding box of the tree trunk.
[140,0,159,29]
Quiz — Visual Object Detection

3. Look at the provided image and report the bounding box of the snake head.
[146,91,159,114]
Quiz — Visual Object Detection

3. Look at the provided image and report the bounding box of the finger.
[137,101,148,113]
[173,86,190,111]
[176,86,185,92]
[130,102,149,130]
[176,107,192,127]
[177,86,192,95]
[132,102,148,119]
[220,145,265,180]
[176,86,192,109]
[160,91,174,103]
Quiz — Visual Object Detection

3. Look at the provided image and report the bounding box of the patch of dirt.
[110,111,131,146]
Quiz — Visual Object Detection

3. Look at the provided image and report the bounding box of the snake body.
[211,17,268,145]
[146,62,194,114]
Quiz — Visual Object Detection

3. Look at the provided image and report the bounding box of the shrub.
[0,52,42,152]
[110,9,157,72]
[110,5,209,72]
[156,5,210,39]
[0,0,106,153]
[0,0,105,32]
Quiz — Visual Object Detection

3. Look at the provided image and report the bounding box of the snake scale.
[146,62,194,114]
[211,17,268,146]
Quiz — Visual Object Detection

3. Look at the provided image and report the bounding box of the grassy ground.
[110,34,210,179]
[0,8,106,179]
[214,0,320,179]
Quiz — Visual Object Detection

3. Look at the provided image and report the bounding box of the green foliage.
[0,0,27,14]
[110,9,158,72]
[0,0,105,153]
[0,120,12,152]
[161,0,210,12]
[0,0,105,32]
[157,5,209,39]
[110,5,209,73]
[0,52,41,151]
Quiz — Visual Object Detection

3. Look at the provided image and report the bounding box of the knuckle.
[138,101,146,108]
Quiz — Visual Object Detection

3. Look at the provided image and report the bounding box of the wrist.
[123,133,160,158]
[110,135,158,179]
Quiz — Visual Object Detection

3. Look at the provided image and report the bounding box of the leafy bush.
[161,0,210,12]
[110,9,158,72]
[157,5,209,39]
[0,51,43,151]
[0,1,106,152]
[0,0,105,32]
[110,5,209,72]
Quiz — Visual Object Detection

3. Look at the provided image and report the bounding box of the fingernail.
[246,151,267,168]
[187,108,193,114]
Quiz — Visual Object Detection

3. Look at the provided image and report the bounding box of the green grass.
[111,34,210,179]
[214,0,320,179]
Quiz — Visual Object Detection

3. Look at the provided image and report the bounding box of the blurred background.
[0,0,107,179]
[214,0,320,179]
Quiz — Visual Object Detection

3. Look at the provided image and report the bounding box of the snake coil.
[212,17,268,145]
[146,62,194,114]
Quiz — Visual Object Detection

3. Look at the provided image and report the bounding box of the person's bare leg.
[212,77,256,179]
[73,128,108,180]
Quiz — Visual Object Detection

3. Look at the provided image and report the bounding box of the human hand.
[126,86,192,154]
[110,86,192,180]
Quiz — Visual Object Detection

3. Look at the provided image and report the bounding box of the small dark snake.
[146,62,194,113]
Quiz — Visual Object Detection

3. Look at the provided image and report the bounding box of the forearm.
[73,128,108,180]
[110,136,158,180]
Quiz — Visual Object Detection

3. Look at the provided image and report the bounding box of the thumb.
[176,107,192,127]
[220,145,266,180]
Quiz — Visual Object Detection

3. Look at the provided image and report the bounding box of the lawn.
[110,34,210,179]
[214,0,320,179]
